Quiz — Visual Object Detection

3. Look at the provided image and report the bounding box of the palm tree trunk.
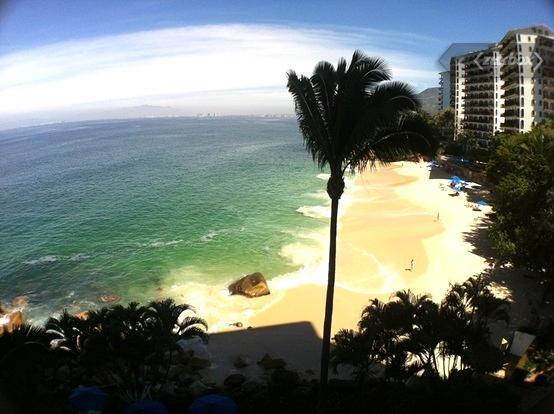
[318,196,340,412]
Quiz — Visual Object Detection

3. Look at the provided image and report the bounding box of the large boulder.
[228,272,270,298]
[0,310,24,335]
[257,353,286,370]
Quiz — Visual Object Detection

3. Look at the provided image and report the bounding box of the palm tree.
[286,50,436,400]
[45,309,88,353]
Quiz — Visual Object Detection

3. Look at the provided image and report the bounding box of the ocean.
[0,117,331,323]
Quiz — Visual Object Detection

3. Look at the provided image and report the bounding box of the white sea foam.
[306,190,328,200]
[69,253,92,261]
[296,205,330,219]
[143,239,183,248]
[317,173,330,181]
[24,255,59,265]
[142,170,387,333]
[200,231,218,242]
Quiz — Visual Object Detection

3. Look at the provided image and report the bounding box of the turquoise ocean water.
[0,117,329,322]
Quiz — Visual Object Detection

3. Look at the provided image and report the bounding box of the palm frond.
[287,70,333,169]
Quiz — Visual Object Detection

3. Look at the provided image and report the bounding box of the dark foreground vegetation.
[1,274,545,414]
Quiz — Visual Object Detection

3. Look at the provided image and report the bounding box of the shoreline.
[167,161,490,335]
[247,162,489,333]
[1,160,493,381]
[199,161,491,380]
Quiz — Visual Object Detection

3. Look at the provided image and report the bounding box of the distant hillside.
[416,87,439,115]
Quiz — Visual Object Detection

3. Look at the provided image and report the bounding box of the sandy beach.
[199,161,491,381]
[248,162,489,333]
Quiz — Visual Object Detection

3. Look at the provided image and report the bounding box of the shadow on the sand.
[205,321,326,383]
[463,218,554,341]
[428,166,452,180]
[462,215,495,259]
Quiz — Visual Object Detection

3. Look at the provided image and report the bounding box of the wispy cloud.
[0,24,438,122]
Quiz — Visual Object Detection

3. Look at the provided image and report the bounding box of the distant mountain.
[416,87,439,115]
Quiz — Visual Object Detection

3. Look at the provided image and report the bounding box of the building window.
[521,109,524,117]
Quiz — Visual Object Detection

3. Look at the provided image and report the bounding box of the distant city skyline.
[0,0,552,128]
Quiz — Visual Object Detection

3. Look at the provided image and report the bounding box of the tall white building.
[460,46,504,144]
[498,25,553,133]
[450,56,465,137]
[445,25,553,142]
[438,71,451,111]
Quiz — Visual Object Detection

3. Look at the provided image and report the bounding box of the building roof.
[498,25,553,44]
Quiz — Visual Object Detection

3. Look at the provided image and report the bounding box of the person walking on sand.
[436,212,440,221]
[410,258,415,272]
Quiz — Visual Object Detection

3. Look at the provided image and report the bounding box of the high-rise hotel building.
[438,70,451,111]
[445,25,553,142]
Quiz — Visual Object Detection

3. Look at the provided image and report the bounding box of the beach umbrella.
[450,176,461,182]
[124,400,169,414]
[69,386,107,413]
[188,394,238,414]
[477,200,488,206]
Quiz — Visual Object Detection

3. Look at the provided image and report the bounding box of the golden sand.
[248,161,489,336]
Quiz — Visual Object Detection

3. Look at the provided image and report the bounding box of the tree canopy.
[486,120,554,282]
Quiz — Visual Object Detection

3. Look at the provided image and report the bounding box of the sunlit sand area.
[185,161,492,379]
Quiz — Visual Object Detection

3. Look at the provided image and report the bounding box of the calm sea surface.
[0,117,328,321]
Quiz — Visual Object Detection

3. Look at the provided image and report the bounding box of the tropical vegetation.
[331,273,509,381]
[486,120,554,292]
[286,50,437,404]
[0,299,208,413]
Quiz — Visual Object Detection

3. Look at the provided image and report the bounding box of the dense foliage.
[0,299,207,413]
[432,108,455,143]
[331,274,509,381]
[0,280,525,414]
[486,121,554,284]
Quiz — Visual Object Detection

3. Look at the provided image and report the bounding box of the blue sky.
[0,0,552,127]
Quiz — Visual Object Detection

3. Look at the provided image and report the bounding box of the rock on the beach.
[98,294,121,304]
[0,310,24,335]
[228,272,270,298]
[12,295,29,307]
[233,355,250,369]
[257,353,286,370]
[74,311,90,320]
[177,337,210,359]
[224,373,246,388]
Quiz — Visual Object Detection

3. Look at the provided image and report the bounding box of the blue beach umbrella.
[477,200,488,206]
[69,386,107,413]
[450,176,462,182]
[188,394,238,414]
[124,400,169,414]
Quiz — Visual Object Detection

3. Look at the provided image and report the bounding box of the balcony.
[499,37,517,54]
